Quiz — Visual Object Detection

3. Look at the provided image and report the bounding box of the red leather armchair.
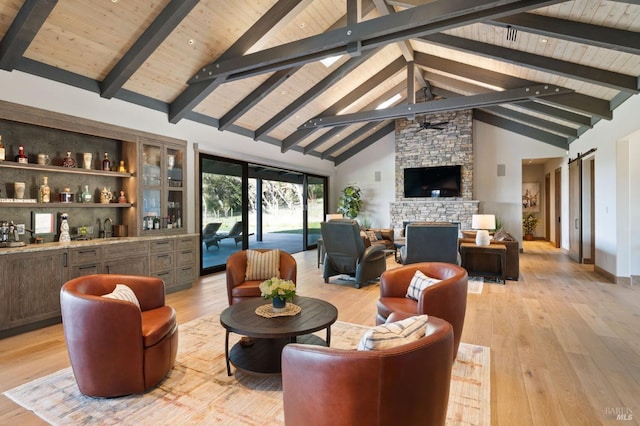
[226,249,297,305]
[282,316,454,426]
[60,274,178,397]
[376,262,468,359]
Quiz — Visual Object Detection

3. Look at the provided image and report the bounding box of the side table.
[460,242,507,284]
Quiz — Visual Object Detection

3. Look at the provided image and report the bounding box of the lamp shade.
[471,214,495,231]
[325,213,344,221]
[471,214,495,246]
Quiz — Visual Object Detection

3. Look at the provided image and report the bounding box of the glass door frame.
[199,153,327,275]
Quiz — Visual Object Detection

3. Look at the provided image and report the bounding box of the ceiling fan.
[416,121,450,132]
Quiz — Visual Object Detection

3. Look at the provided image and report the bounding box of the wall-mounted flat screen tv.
[403,165,462,198]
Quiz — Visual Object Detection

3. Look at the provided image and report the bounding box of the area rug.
[4,313,490,426]
[468,277,484,294]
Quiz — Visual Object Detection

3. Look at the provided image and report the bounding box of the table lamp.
[471,214,495,246]
[325,213,343,221]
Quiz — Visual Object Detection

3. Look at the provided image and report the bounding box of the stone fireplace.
[390,110,479,231]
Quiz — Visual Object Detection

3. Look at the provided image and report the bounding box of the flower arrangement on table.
[259,277,296,312]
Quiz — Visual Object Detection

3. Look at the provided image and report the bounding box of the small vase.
[272,297,286,313]
[62,151,76,168]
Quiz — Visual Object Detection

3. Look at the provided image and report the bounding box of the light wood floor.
[1,241,638,425]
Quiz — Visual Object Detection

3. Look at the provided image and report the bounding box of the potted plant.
[337,184,362,220]
[522,212,539,241]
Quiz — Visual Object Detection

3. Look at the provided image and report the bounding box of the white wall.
[0,70,335,233]
[569,95,640,278]
[473,122,567,245]
[333,132,396,228]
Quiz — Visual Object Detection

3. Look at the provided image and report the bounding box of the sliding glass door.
[200,155,327,275]
[200,156,247,274]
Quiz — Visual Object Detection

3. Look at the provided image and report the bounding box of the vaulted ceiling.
[0,0,638,164]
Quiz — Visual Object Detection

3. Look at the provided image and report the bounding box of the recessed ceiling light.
[188,39,194,45]
[299,23,305,29]
[111,0,118,3]
[540,38,548,43]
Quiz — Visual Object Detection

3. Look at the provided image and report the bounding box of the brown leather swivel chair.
[226,249,297,305]
[282,315,454,426]
[60,274,178,397]
[376,262,468,359]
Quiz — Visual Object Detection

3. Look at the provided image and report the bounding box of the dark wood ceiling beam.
[281,56,406,151]
[414,52,612,119]
[321,121,382,159]
[217,1,377,133]
[300,84,572,128]
[306,82,406,155]
[254,49,377,141]
[481,105,579,138]
[516,101,594,128]
[218,68,299,131]
[424,71,595,127]
[487,13,640,55]
[189,0,564,83]
[421,33,639,93]
[0,0,57,71]
[169,0,309,124]
[303,126,348,154]
[473,109,570,149]
[100,0,199,99]
[333,122,396,165]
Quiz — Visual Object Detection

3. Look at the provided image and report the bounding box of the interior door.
[568,159,582,262]
[554,168,561,248]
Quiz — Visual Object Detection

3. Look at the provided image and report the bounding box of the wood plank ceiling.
[0,0,638,165]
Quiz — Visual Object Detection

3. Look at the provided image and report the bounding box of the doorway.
[568,151,596,264]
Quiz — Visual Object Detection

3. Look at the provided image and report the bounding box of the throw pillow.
[406,270,441,301]
[493,229,515,241]
[364,230,378,242]
[102,284,140,309]
[357,315,429,350]
[245,249,281,281]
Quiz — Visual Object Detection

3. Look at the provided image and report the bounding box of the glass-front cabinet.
[140,140,185,234]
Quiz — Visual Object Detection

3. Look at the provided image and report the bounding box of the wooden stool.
[460,242,507,284]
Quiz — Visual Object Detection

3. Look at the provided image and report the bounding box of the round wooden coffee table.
[220,296,338,375]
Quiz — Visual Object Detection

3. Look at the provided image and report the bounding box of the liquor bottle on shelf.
[40,176,51,203]
[62,151,76,168]
[0,134,5,161]
[102,152,111,171]
[16,144,28,164]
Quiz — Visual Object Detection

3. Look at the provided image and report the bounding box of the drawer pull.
[156,241,169,246]
[79,265,97,270]
[158,254,170,259]
[79,250,96,254]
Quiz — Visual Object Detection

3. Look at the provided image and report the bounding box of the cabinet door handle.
[181,251,192,255]
[79,265,97,270]
[63,252,68,267]
[106,265,110,274]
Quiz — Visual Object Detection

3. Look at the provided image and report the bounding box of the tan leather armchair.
[226,249,297,305]
[60,274,178,397]
[376,262,468,359]
[282,316,454,426]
